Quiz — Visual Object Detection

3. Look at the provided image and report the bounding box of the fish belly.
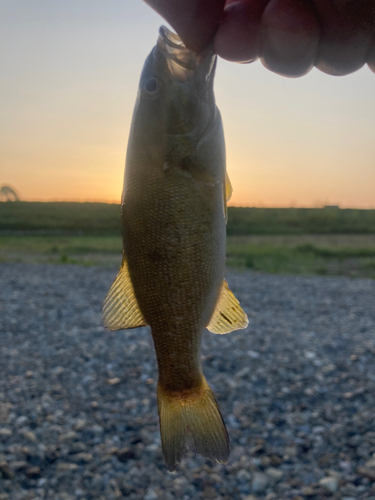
[123,168,225,388]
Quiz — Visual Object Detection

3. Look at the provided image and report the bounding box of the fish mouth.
[157,26,216,81]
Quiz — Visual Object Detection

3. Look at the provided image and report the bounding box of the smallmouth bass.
[103,26,248,471]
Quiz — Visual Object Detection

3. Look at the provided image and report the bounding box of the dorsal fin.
[224,171,233,223]
[207,280,248,334]
[102,256,147,331]
[225,170,233,202]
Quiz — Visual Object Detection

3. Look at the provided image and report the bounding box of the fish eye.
[144,78,159,94]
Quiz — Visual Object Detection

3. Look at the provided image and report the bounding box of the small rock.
[53,366,65,376]
[326,469,342,480]
[116,447,136,462]
[25,370,34,378]
[23,430,37,442]
[302,487,317,497]
[203,487,217,500]
[57,462,79,471]
[319,476,339,493]
[304,351,316,359]
[269,454,283,466]
[312,426,325,434]
[0,428,12,437]
[10,461,28,471]
[266,467,283,482]
[74,419,87,431]
[237,469,252,482]
[322,364,336,373]
[261,456,271,467]
[252,472,269,493]
[26,466,41,479]
[265,494,277,500]
[70,442,87,453]
[59,431,78,442]
[16,415,28,426]
[365,458,375,468]
[283,446,297,458]
[0,461,14,479]
[247,350,260,359]
[357,466,375,481]
[91,424,103,434]
[107,377,121,385]
[144,488,158,500]
[74,453,93,463]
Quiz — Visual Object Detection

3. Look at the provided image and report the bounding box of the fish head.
[133,26,217,163]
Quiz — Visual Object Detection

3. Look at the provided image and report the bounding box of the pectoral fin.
[224,171,233,223]
[207,280,248,334]
[102,256,147,331]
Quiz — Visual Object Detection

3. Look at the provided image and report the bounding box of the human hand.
[144,0,375,77]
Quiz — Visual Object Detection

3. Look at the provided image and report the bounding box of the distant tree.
[0,185,20,202]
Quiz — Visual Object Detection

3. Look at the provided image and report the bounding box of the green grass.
[226,235,375,278]
[1,202,375,235]
[1,202,375,278]
[0,235,122,253]
[1,234,374,278]
[0,235,122,267]
[227,207,375,235]
[0,202,121,234]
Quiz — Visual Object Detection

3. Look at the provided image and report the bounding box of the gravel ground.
[1,263,375,500]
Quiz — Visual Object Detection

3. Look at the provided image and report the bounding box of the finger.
[260,0,320,77]
[314,0,373,75]
[368,39,375,73]
[143,0,225,53]
[214,0,269,63]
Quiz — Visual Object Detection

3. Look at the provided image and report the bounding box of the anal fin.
[207,280,248,334]
[102,256,147,331]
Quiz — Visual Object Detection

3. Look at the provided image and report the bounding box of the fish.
[102,26,248,471]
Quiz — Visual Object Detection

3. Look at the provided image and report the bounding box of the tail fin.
[157,377,229,471]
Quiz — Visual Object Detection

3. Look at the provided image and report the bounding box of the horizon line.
[1,200,375,210]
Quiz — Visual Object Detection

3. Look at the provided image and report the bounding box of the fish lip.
[157,25,216,80]
[159,25,185,52]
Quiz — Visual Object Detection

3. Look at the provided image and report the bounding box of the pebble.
[265,467,283,482]
[0,263,374,500]
[26,466,42,479]
[251,472,269,493]
[74,419,87,431]
[0,429,12,437]
[57,463,79,471]
[357,466,375,481]
[116,447,136,462]
[319,476,339,493]
[74,453,93,463]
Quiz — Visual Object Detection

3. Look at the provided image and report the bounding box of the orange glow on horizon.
[1,3,374,210]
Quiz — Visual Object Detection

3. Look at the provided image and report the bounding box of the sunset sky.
[1,1,374,208]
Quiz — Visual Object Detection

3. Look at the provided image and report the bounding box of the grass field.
[1,202,375,278]
[1,202,375,235]
[1,233,375,279]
